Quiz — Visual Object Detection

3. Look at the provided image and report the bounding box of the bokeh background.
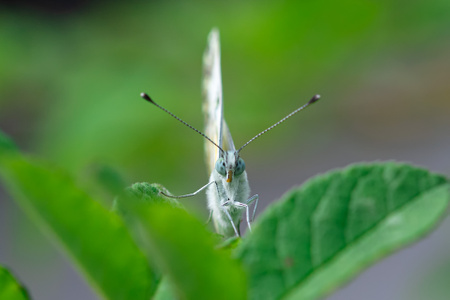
[1,0,450,299]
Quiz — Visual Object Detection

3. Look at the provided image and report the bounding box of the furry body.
[206,151,250,236]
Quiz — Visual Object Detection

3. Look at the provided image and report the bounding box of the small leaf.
[0,266,30,300]
[236,162,450,300]
[0,151,157,299]
[112,182,183,228]
[120,190,247,300]
[114,182,182,209]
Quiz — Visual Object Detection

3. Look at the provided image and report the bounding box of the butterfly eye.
[234,158,246,176]
[215,158,226,176]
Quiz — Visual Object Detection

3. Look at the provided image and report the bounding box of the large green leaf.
[118,187,247,300]
[236,162,450,300]
[0,147,157,299]
[0,266,29,300]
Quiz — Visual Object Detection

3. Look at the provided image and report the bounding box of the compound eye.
[234,158,246,176]
[215,158,226,176]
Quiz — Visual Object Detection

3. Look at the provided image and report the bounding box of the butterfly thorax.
[206,150,251,236]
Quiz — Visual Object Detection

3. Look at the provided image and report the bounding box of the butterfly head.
[215,150,246,183]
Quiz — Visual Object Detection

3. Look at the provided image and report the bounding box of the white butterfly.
[140,28,320,238]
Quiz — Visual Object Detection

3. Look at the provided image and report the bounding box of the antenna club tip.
[140,92,155,103]
[309,94,321,104]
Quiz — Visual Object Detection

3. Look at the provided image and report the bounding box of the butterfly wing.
[221,120,235,152]
[203,28,235,174]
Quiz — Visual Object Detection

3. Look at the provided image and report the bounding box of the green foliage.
[0,146,157,299]
[1,131,449,299]
[0,266,29,300]
[1,2,450,298]
[236,163,450,300]
[118,193,247,300]
[152,277,178,300]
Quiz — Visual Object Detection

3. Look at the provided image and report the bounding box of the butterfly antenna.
[238,94,321,153]
[140,93,225,153]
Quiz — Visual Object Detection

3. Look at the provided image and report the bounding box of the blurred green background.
[0,0,450,299]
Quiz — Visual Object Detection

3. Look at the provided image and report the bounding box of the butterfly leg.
[205,210,213,225]
[160,181,215,198]
[246,194,259,222]
[235,202,252,232]
[221,201,240,237]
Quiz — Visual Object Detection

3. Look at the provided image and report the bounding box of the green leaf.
[112,182,183,231]
[152,277,177,300]
[0,151,157,299]
[113,182,182,211]
[236,162,450,300]
[120,189,247,300]
[0,266,30,300]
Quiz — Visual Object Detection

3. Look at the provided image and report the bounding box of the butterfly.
[140,28,320,238]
